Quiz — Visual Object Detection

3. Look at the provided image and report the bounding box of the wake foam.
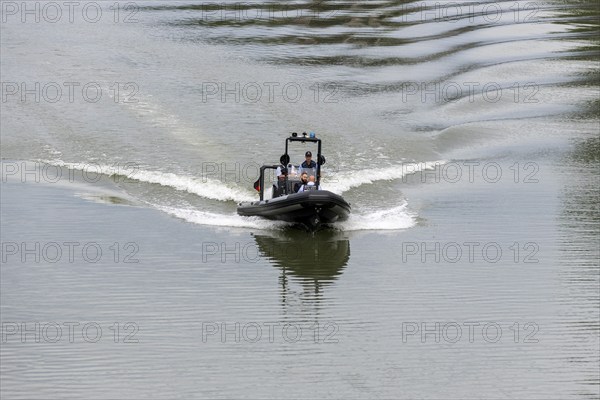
[158,202,415,231]
[337,202,416,231]
[41,159,444,202]
[325,160,445,194]
[157,205,290,230]
[40,159,436,231]
[41,160,256,203]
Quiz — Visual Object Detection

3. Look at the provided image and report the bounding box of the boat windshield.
[297,166,317,178]
[270,165,319,199]
[273,166,317,181]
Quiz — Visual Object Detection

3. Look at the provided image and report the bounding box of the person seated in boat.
[272,166,289,198]
[298,175,321,192]
[294,172,309,192]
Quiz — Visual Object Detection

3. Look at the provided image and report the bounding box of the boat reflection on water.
[252,229,350,303]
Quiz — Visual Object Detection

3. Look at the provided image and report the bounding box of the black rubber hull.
[237,191,350,230]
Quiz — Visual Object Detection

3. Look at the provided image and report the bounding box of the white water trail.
[41,159,441,231]
[41,159,256,203]
[325,160,446,194]
[337,202,416,231]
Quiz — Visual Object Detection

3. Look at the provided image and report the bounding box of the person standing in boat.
[300,151,317,183]
[300,151,317,171]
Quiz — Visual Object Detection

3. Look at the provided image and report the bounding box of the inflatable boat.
[237,133,351,230]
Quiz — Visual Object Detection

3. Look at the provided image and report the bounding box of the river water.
[1,1,598,398]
